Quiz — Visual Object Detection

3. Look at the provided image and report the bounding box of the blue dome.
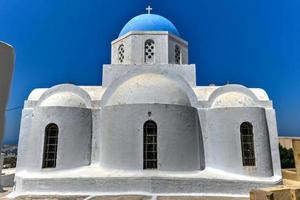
[119,14,180,37]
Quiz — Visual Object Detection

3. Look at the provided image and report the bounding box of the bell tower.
[111,9,188,65]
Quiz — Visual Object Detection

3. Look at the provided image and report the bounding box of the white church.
[13,9,282,197]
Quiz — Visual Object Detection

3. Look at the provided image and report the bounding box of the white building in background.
[13,11,281,197]
[0,41,14,191]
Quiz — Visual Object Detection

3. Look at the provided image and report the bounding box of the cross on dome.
[146,5,152,14]
[118,11,181,37]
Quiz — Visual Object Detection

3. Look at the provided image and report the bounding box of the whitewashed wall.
[200,107,273,177]
[18,107,92,171]
[99,104,204,171]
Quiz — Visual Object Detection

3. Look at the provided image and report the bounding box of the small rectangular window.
[175,45,181,64]
[240,122,255,166]
[42,124,58,168]
[143,120,157,169]
[145,40,155,64]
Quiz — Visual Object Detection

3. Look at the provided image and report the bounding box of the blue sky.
[1,0,300,144]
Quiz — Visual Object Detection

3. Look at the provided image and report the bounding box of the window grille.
[240,122,255,166]
[143,120,157,169]
[175,45,181,64]
[118,44,125,63]
[42,123,58,168]
[145,40,155,64]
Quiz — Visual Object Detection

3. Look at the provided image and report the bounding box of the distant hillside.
[1,144,17,168]
[1,144,17,156]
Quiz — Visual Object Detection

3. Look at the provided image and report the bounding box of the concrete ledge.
[12,176,280,197]
[7,195,249,200]
[13,195,88,200]
[88,196,151,200]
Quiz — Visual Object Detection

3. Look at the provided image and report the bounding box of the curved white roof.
[211,92,256,108]
[28,86,105,102]
[34,84,92,108]
[28,89,48,101]
[39,92,87,108]
[193,85,270,101]
[105,73,191,106]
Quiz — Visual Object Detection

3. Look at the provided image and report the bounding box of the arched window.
[42,123,59,168]
[143,120,157,169]
[145,40,155,64]
[118,44,125,63]
[240,122,255,166]
[175,44,181,64]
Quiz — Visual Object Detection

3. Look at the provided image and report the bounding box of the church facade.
[14,12,281,197]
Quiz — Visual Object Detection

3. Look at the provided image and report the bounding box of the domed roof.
[105,73,191,106]
[211,92,256,108]
[119,14,180,37]
[39,92,87,108]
